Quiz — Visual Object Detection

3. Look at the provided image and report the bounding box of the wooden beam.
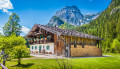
[75,37,76,45]
[67,36,69,57]
[74,37,75,44]
[100,41,102,49]
[98,41,99,48]
[82,38,83,45]
[79,37,80,45]
[65,36,66,57]
[70,36,72,57]
[0,63,8,69]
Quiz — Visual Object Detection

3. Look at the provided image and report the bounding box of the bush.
[111,39,120,53]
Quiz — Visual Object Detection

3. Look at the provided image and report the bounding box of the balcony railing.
[29,38,53,44]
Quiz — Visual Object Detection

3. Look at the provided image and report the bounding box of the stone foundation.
[71,45,102,57]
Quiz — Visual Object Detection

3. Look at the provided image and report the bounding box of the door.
[65,46,68,57]
[43,46,45,54]
[39,46,41,53]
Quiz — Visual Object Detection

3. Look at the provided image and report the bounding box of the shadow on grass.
[11,63,34,68]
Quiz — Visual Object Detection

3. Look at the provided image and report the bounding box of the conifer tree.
[3,13,22,36]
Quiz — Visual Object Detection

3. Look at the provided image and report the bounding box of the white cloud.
[3,8,8,12]
[0,0,13,15]
[21,26,30,34]
[0,25,3,34]
[0,30,3,34]
[0,25,30,36]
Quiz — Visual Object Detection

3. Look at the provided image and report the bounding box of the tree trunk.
[2,60,5,69]
[18,58,21,65]
[2,48,6,69]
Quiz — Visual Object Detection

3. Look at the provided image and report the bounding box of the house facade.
[27,24,103,57]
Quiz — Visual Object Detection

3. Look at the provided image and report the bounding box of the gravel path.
[30,54,66,59]
[12,54,110,60]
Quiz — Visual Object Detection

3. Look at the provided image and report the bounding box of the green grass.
[2,53,120,69]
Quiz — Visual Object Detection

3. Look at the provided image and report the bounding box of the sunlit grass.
[1,53,120,69]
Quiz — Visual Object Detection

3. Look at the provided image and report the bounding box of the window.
[82,45,84,48]
[80,43,82,45]
[46,46,50,50]
[32,46,34,50]
[35,46,37,49]
[39,46,41,51]
[74,45,77,48]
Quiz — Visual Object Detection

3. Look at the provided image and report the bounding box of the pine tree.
[75,0,120,53]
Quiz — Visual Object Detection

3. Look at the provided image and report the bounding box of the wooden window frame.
[74,45,77,48]
[82,45,84,48]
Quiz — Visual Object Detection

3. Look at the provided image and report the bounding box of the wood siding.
[71,45,102,57]
[57,35,101,57]
[54,34,65,56]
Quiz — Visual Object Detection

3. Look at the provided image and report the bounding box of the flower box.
[39,51,41,53]
[46,52,48,54]
[49,52,52,54]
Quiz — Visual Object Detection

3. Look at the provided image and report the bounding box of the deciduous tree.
[111,39,120,53]
[0,34,29,66]
[12,45,30,65]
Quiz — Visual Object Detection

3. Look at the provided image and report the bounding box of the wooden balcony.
[29,38,53,45]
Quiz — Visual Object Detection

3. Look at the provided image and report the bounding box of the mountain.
[47,6,100,27]
[80,13,100,25]
[55,6,84,26]
[76,0,120,53]
[47,16,64,27]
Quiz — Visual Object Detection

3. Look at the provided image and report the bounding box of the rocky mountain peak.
[63,5,81,13]
[55,5,84,26]
[47,5,100,26]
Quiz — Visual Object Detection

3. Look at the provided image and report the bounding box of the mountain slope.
[80,13,100,25]
[55,6,84,26]
[76,0,120,53]
[47,16,64,27]
[47,6,100,27]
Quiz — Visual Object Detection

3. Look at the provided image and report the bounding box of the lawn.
[2,53,120,69]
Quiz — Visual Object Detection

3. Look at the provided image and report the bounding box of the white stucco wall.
[30,43,54,54]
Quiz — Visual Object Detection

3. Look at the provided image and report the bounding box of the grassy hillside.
[76,0,120,53]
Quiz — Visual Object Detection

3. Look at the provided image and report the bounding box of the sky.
[0,0,112,36]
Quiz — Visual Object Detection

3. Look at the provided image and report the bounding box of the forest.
[58,0,120,53]
[75,0,120,53]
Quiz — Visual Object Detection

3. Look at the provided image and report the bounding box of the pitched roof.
[27,24,103,40]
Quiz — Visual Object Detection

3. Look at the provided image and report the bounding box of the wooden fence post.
[0,63,8,69]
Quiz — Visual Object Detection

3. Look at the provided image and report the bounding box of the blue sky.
[0,0,111,36]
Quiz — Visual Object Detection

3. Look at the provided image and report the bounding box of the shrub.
[111,39,120,53]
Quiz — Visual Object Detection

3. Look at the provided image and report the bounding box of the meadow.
[1,53,120,69]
